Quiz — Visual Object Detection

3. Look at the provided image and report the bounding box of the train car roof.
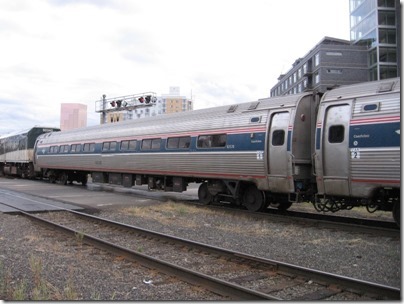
[0,126,60,140]
[321,77,400,102]
[43,92,314,144]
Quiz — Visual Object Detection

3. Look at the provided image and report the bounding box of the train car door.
[321,104,351,196]
[267,111,293,193]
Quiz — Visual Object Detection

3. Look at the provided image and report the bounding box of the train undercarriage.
[0,162,37,179]
[313,187,400,226]
[1,166,400,226]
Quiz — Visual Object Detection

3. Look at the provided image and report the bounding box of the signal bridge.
[95,92,157,114]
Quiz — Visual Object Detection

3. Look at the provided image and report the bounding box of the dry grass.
[121,201,294,237]
[0,255,79,300]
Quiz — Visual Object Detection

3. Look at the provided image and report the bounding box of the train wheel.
[198,182,212,205]
[49,173,57,184]
[242,185,266,212]
[59,172,68,185]
[81,174,88,186]
[393,201,400,227]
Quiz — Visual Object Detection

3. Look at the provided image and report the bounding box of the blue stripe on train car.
[315,128,321,150]
[39,132,268,155]
[349,122,400,148]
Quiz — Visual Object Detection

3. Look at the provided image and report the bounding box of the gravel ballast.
[0,199,400,300]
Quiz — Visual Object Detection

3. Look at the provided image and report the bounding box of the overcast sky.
[0,0,350,135]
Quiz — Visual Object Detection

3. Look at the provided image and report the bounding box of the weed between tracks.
[0,256,78,300]
[123,201,278,236]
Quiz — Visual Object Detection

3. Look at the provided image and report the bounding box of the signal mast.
[95,92,157,124]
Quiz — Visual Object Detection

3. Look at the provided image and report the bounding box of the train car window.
[151,138,161,150]
[102,141,117,152]
[179,136,191,149]
[102,142,110,151]
[128,140,137,150]
[110,141,117,151]
[362,103,379,112]
[167,137,179,149]
[250,116,261,123]
[83,143,95,152]
[272,130,285,146]
[167,136,191,149]
[50,146,58,153]
[142,138,161,150]
[59,145,69,153]
[142,139,152,150]
[121,140,137,151]
[328,125,344,143]
[120,140,128,151]
[197,134,227,148]
[71,144,82,153]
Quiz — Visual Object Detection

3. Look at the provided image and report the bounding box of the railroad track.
[87,181,400,234]
[1,177,398,234]
[0,196,399,300]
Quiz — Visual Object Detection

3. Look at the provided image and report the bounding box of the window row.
[47,134,228,154]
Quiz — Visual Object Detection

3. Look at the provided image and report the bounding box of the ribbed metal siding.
[352,94,400,117]
[322,77,400,102]
[350,148,400,181]
[38,151,266,179]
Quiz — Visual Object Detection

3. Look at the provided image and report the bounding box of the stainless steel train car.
[34,92,318,213]
[313,78,400,223]
[0,126,60,178]
[26,77,401,224]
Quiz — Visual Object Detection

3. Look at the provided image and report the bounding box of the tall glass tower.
[350,0,401,80]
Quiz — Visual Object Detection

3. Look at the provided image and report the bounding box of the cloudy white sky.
[0,0,350,135]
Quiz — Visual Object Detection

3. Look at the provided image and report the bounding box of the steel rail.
[5,206,278,300]
[0,190,400,300]
[86,182,400,233]
[66,209,401,300]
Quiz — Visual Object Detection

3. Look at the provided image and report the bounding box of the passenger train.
[0,78,400,224]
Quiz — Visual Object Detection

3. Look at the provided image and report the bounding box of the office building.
[60,103,87,131]
[271,0,400,96]
[350,0,401,80]
[270,37,368,97]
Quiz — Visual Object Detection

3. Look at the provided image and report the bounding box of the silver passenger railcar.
[35,92,318,212]
[314,77,400,223]
[32,78,400,224]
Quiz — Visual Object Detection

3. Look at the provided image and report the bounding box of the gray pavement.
[0,177,199,212]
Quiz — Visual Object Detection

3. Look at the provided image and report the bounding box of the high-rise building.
[350,0,401,80]
[271,0,400,96]
[270,37,368,97]
[60,103,87,131]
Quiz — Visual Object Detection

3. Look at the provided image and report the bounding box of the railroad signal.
[95,92,157,120]
[109,99,126,108]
